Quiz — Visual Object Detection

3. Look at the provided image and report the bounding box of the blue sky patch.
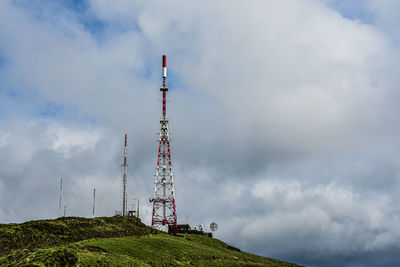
[12,0,107,40]
[326,0,375,24]
[0,49,9,69]
[39,102,64,118]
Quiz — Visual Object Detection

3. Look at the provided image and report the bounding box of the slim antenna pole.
[122,134,128,216]
[59,177,63,217]
[137,199,140,219]
[93,188,96,216]
[63,206,66,217]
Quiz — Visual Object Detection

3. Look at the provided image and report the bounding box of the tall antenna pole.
[93,188,96,216]
[150,55,178,234]
[137,199,140,219]
[122,134,128,216]
[59,177,63,217]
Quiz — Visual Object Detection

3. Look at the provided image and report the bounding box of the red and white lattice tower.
[150,55,178,234]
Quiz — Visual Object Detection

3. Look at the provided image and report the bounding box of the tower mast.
[58,177,63,217]
[122,134,128,216]
[137,199,140,219]
[93,188,96,216]
[150,55,178,234]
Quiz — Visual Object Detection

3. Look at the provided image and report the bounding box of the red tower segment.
[150,55,178,234]
[162,55,167,79]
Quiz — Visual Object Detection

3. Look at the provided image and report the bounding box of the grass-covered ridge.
[0,216,149,256]
[0,217,301,266]
[0,234,301,266]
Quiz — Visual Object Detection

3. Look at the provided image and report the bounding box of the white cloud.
[0,132,10,148]
[47,124,100,153]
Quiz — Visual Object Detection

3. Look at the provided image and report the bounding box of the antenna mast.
[150,55,178,234]
[122,134,128,216]
[137,199,140,219]
[93,188,96,216]
[58,177,63,217]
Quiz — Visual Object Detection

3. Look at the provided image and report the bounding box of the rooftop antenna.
[150,55,178,234]
[122,134,128,216]
[58,177,63,217]
[92,188,96,216]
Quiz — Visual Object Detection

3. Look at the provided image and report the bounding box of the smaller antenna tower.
[137,199,140,219]
[127,199,140,218]
[58,177,63,217]
[122,134,128,216]
[93,188,96,216]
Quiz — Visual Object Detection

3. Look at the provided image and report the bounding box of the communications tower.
[122,134,128,216]
[150,55,178,234]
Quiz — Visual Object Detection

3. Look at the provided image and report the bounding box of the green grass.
[0,234,300,266]
[0,216,149,256]
[0,247,78,266]
[0,217,301,266]
[75,234,300,266]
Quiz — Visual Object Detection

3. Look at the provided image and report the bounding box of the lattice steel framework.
[150,55,178,234]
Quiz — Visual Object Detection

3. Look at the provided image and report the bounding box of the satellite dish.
[198,224,204,231]
[210,222,218,232]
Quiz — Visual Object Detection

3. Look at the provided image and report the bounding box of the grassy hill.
[0,216,149,256]
[0,217,301,266]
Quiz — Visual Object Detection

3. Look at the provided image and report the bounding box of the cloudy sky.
[1,0,400,266]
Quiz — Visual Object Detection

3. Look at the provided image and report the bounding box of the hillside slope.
[0,217,301,266]
[0,216,149,255]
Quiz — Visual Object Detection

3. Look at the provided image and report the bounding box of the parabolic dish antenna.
[198,224,204,231]
[210,222,218,232]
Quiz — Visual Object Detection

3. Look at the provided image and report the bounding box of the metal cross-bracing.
[150,55,178,234]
